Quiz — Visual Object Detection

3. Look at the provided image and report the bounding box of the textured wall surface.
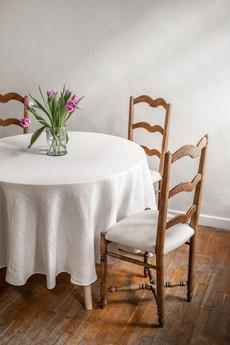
[0,0,229,227]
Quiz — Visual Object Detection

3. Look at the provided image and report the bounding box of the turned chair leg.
[156,254,164,327]
[187,234,196,302]
[100,232,108,308]
[144,251,149,277]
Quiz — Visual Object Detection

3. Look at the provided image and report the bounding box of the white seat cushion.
[105,209,194,255]
[150,169,162,184]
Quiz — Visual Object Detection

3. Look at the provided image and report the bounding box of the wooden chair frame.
[128,96,171,278]
[0,92,29,134]
[128,95,171,182]
[100,135,208,327]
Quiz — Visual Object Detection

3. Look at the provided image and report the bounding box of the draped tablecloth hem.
[70,276,97,287]
[5,270,97,289]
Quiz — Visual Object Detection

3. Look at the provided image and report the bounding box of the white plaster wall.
[0,0,229,228]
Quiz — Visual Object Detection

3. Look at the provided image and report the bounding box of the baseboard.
[169,209,230,231]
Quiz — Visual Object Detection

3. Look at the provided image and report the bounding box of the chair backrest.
[156,135,208,254]
[128,95,171,177]
[0,92,29,134]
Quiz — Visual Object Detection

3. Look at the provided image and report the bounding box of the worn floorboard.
[0,227,229,345]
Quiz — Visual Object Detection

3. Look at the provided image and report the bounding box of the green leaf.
[29,107,50,127]
[38,86,47,107]
[28,126,46,149]
[36,118,49,127]
[29,93,52,122]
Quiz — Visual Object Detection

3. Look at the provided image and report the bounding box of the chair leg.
[156,254,164,327]
[144,251,149,277]
[100,232,108,308]
[157,180,161,211]
[187,234,196,302]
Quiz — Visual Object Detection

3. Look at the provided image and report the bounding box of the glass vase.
[46,126,67,156]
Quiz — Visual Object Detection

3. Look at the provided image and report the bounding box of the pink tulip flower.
[47,89,55,98]
[65,100,77,113]
[72,94,81,104]
[24,97,33,108]
[19,118,31,128]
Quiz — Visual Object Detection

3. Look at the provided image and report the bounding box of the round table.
[0,131,155,308]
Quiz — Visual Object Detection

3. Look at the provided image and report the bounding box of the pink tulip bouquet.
[26,86,83,149]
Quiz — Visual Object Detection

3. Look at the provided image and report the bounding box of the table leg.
[83,285,92,310]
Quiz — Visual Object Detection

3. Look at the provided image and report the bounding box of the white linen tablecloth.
[0,131,155,288]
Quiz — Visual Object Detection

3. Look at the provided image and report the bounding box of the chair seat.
[150,169,162,184]
[105,209,194,255]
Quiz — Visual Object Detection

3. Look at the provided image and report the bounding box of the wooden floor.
[0,227,229,345]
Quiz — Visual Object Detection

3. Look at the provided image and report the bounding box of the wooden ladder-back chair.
[100,135,208,327]
[128,95,171,191]
[0,92,29,134]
